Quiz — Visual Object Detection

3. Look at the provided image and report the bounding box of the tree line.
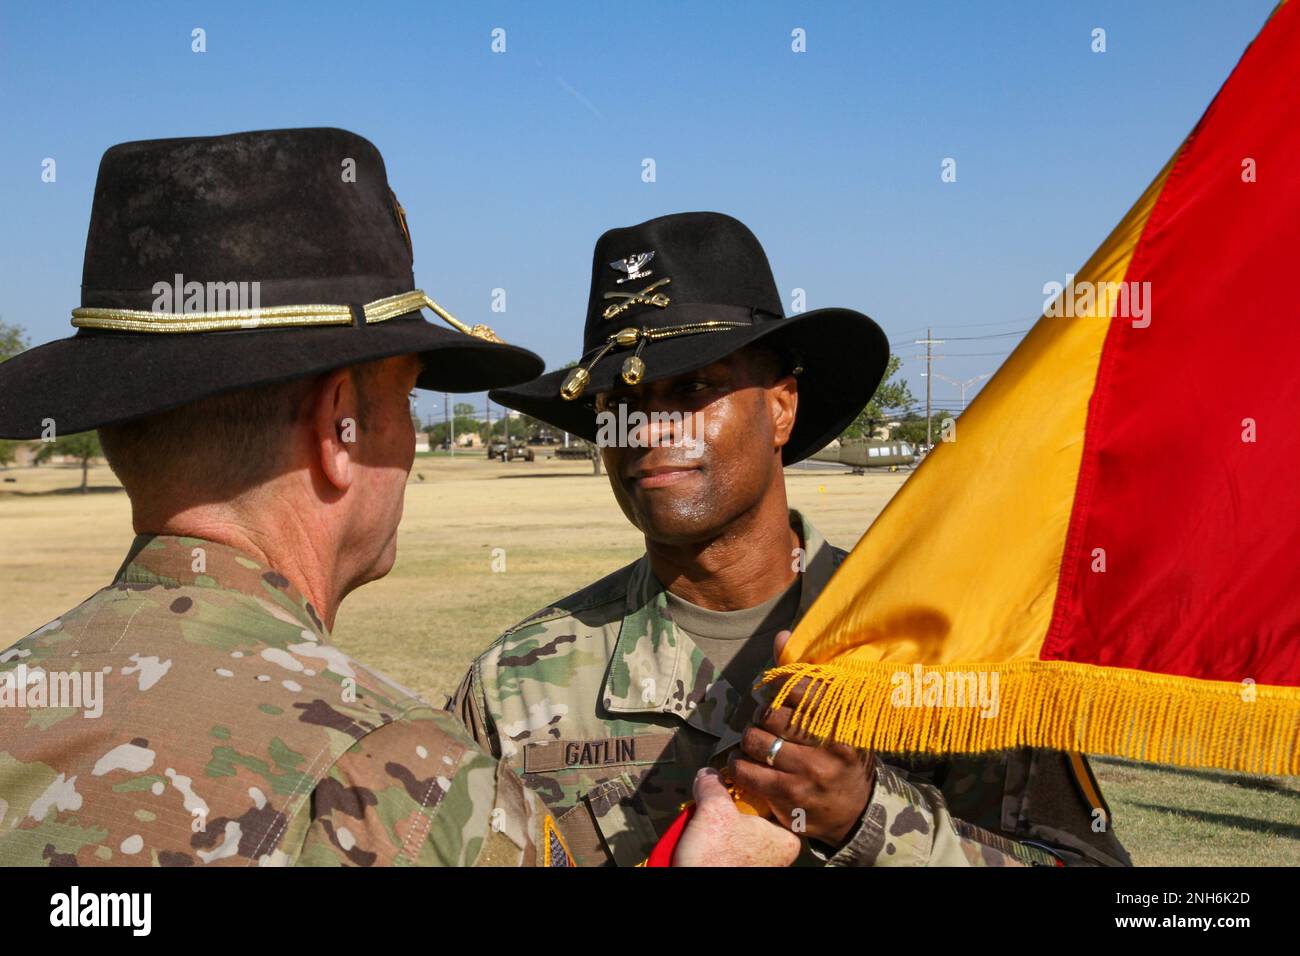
[3,317,966,491]
[0,318,102,491]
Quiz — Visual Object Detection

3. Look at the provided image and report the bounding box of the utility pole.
[485,396,492,451]
[409,390,421,452]
[444,392,455,458]
[914,328,945,447]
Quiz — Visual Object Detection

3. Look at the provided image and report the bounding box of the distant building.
[2,443,89,467]
[414,432,430,453]
[874,421,902,440]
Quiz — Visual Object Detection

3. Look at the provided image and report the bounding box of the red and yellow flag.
[769,1,1300,774]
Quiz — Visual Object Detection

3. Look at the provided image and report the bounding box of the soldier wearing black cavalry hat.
[450,211,1131,868]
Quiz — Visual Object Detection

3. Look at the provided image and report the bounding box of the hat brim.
[489,308,889,465]
[0,312,543,439]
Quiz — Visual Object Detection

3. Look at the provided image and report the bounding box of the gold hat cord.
[559,320,750,400]
[71,290,503,343]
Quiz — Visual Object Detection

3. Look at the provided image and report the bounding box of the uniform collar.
[115,533,329,639]
[602,510,837,750]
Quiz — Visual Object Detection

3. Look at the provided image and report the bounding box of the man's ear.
[311,367,361,493]
[768,374,799,451]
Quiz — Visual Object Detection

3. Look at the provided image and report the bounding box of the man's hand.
[672,769,801,867]
[727,631,875,846]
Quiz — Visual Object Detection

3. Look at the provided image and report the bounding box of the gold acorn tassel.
[621,332,649,385]
[560,328,642,400]
[560,339,617,400]
[559,366,591,401]
[421,294,504,343]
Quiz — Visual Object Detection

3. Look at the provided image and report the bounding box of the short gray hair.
[99,364,380,499]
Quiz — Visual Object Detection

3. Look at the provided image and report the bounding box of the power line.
[891,316,1035,335]
[941,329,1029,340]
[882,399,972,414]
[889,328,1028,349]
[930,317,1033,330]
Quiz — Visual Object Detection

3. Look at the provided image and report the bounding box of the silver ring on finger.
[764,736,785,768]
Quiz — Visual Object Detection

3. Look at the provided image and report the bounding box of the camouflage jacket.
[0,535,570,867]
[450,511,1131,868]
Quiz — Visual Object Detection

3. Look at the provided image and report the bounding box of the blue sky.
[0,0,1276,420]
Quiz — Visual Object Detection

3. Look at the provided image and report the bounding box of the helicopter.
[807,437,917,474]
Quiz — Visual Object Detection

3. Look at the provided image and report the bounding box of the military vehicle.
[487,439,535,462]
[809,437,916,474]
[553,440,595,461]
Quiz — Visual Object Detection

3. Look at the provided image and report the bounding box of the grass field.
[2,457,1296,866]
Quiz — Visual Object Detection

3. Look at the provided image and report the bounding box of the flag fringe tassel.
[762,659,1300,776]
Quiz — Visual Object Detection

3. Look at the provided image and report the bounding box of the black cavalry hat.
[489,212,889,464]
[0,128,544,439]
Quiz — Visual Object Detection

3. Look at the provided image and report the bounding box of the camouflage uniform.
[0,535,570,867]
[450,511,1131,867]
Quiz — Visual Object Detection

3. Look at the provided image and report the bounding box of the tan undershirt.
[664,577,802,688]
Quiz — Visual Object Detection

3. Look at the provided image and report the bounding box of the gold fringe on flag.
[761,659,1300,776]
